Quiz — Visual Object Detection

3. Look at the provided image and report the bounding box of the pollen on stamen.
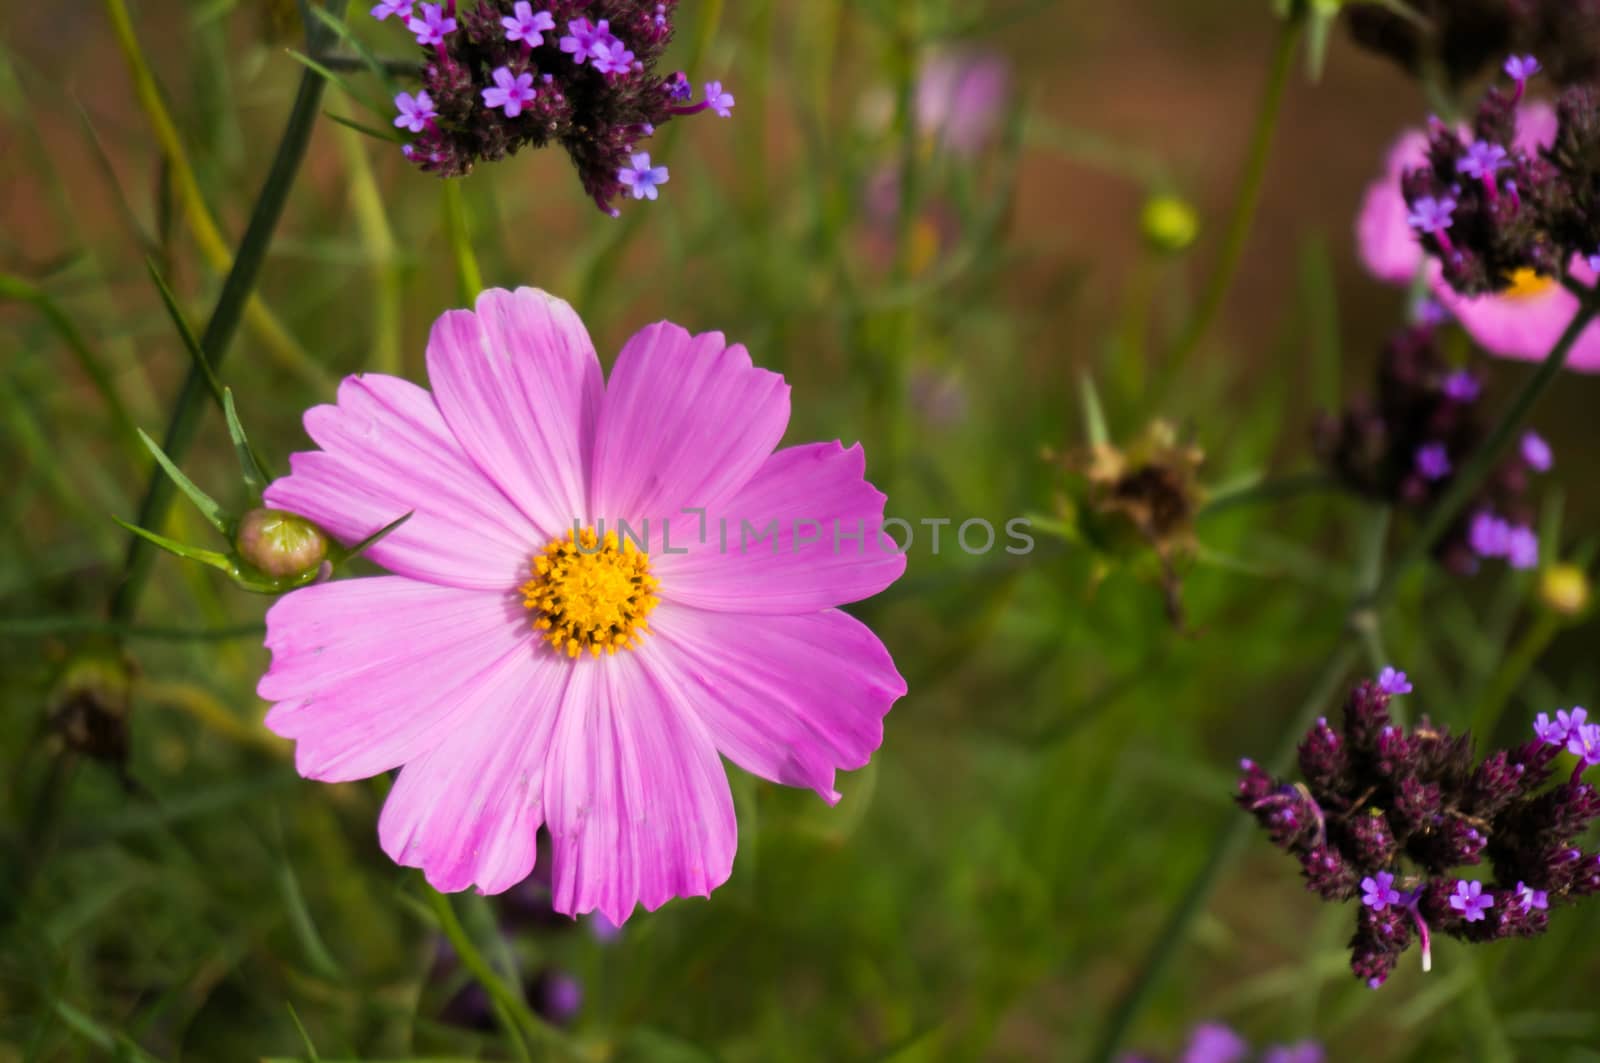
[520,527,660,658]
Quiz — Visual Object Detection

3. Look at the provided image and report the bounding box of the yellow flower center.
[1504,267,1555,300]
[520,528,659,658]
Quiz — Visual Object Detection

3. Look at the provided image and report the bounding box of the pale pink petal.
[377,643,572,894]
[589,323,789,520]
[426,288,603,539]
[260,577,530,781]
[1513,100,1558,155]
[265,374,536,589]
[1429,257,1600,371]
[642,603,905,803]
[1357,129,1430,285]
[651,442,906,613]
[543,651,736,924]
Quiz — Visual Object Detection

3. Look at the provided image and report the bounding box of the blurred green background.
[4,0,1600,1060]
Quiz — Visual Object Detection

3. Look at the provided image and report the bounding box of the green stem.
[1084,640,1361,1063]
[441,180,484,304]
[425,889,567,1058]
[1166,11,1303,373]
[109,31,339,624]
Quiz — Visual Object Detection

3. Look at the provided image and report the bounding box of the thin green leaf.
[133,429,228,533]
[147,259,227,410]
[285,1003,321,1062]
[284,48,388,117]
[1078,371,1110,450]
[324,110,406,143]
[332,511,413,565]
[224,388,271,493]
[310,6,401,94]
[113,517,235,575]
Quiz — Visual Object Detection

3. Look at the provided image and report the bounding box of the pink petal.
[643,603,905,803]
[265,374,536,589]
[543,652,736,924]
[426,288,603,540]
[651,442,906,613]
[589,323,789,520]
[260,577,530,781]
[1429,257,1600,372]
[1356,129,1429,285]
[1513,100,1557,155]
[377,640,571,894]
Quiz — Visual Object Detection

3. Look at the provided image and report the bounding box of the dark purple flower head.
[1241,675,1600,986]
[374,0,731,213]
[1314,322,1547,578]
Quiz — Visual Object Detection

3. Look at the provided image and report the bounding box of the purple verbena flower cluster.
[373,1,733,214]
[1239,673,1600,989]
[1314,320,1551,574]
[1401,55,1600,297]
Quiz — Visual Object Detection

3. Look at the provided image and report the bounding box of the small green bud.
[236,508,329,579]
[1141,195,1200,254]
[1540,563,1592,618]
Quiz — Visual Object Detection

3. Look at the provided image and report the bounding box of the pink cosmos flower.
[1356,103,1600,371]
[258,288,907,922]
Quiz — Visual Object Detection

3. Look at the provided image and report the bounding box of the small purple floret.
[617,152,669,201]
[393,90,437,133]
[502,2,555,45]
[407,2,456,45]
[1407,196,1457,235]
[1504,55,1542,83]
[1568,723,1600,766]
[1377,667,1413,696]
[1506,525,1539,570]
[370,0,413,20]
[1449,879,1494,922]
[1470,512,1512,559]
[1361,871,1402,911]
[704,81,736,118]
[1456,141,1508,180]
[1415,442,1452,480]
[1521,431,1552,471]
[482,67,537,118]
[1442,370,1480,402]
[1515,881,1549,912]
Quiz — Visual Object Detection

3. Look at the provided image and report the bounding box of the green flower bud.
[1141,195,1200,254]
[236,508,329,579]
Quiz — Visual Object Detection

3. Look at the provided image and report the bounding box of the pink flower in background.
[258,288,906,922]
[916,50,1011,155]
[1356,103,1600,371]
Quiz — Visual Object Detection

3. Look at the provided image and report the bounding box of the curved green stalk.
[1165,10,1303,374]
